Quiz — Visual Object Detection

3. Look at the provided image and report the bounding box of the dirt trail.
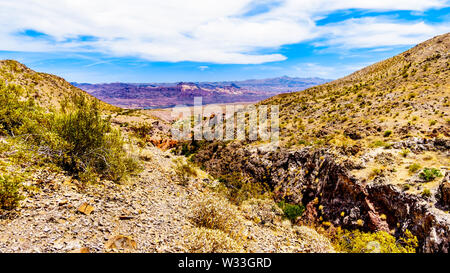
[0,146,333,253]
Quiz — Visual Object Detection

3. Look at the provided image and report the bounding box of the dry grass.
[191,194,243,238]
[184,227,243,253]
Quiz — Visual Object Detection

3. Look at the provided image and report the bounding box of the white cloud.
[293,62,370,78]
[0,0,449,64]
[317,17,450,48]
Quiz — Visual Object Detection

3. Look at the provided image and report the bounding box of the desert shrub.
[240,198,283,225]
[53,95,140,183]
[191,194,242,237]
[369,168,384,179]
[402,184,411,191]
[0,81,50,139]
[421,189,432,198]
[370,140,390,148]
[184,227,243,253]
[217,172,271,205]
[0,175,24,210]
[293,226,335,253]
[419,168,443,182]
[173,158,197,185]
[277,201,305,222]
[383,130,392,137]
[233,180,271,205]
[399,149,410,157]
[129,122,153,140]
[408,163,421,174]
[0,81,140,183]
[332,229,418,253]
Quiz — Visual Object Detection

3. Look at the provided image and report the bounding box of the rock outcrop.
[438,173,450,209]
[193,141,450,253]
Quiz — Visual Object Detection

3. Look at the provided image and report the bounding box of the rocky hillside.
[73,76,328,109]
[0,60,334,253]
[0,60,118,111]
[0,145,334,253]
[262,33,449,148]
[184,33,450,252]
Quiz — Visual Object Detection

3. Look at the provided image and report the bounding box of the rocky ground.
[0,145,334,253]
[191,138,449,252]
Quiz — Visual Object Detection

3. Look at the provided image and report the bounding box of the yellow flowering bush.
[332,228,418,253]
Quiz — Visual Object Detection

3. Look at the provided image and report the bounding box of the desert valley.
[0,32,449,254]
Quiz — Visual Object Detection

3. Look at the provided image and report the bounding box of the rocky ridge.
[192,140,449,253]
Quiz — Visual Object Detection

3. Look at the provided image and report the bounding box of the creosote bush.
[0,175,24,210]
[54,95,140,182]
[0,81,49,139]
[0,81,140,184]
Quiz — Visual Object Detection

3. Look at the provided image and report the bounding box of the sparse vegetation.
[0,175,24,210]
[184,227,243,253]
[332,228,418,253]
[408,163,421,174]
[0,80,140,184]
[216,172,271,205]
[277,201,305,222]
[419,168,443,182]
[173,158,197,185]
[383,130,392,137]
[421,188,432,198]
[400,149,410,158]
[191,194,242,237]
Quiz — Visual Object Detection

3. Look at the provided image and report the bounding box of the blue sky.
[0,0,449,83]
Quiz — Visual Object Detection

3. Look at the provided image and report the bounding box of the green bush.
[0,175,24,210]
[408,163,421,174]
[54,94,140,182]
[383,130,392,137]
[419,168,443,182]
[277,201,305,222]
[0,81,140,184]
[0,81,50,139]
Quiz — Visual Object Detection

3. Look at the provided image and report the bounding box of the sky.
[0,0,449,83]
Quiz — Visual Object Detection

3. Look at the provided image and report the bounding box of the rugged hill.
[73,76,329,109]
[262,33,449,148]
[0,60,118,111]
[187,33,450,252]
[0,60,334,253]
[199,76,330,93]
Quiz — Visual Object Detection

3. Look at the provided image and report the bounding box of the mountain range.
[73,76,330,108]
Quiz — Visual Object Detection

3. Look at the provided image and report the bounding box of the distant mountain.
[72,76,330,108]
